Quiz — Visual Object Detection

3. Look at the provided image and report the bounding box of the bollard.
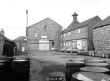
[12,57,30,81]
[65,59,85,81]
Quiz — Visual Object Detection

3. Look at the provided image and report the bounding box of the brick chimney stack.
[72,12,78,22]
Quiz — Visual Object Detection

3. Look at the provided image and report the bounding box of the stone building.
[93,16,110,57]
[61,13,102,51]
[26,18,62,51]
[13,36,27,53]
[61,12,80,49]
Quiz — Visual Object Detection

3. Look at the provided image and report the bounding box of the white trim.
[39,40,49,43]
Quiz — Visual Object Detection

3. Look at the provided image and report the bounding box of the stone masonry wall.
[93,25,110,56]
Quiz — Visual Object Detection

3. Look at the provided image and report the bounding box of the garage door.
[39,43,49,50]
[29,44,38,51]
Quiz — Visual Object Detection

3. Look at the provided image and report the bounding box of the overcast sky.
[0,0,110,39]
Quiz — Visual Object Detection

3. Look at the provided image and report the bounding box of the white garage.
[39,40,49,50]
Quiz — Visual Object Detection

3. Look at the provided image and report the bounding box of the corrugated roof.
[93,15,110,29]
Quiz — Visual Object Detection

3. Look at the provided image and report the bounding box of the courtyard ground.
[29,51,110,81]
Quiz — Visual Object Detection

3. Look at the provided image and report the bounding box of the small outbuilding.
[13,36,27,53]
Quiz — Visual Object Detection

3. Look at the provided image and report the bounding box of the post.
[26,10,28,37]
[26,10,29,52]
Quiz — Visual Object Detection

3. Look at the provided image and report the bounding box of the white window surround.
[69,32,71,35]
[78,29,81,33]
[64,42,65,46]
[64,34,65,37]
[69,42,71,46]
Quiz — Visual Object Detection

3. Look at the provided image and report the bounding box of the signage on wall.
[41,36,47,39]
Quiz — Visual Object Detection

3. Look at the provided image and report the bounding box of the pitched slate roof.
[62,16,101,34]
[0,34,11,41]
[93,15,110,29]
[62,21,79,34]
[27,18,62,30]
[13,36,27,42]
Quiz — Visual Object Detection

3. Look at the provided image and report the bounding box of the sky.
[0,0,110,39]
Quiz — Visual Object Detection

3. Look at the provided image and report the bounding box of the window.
[64,34,65,37]
[44,25,47,30]
[61,35,62,38]
[52,41,55,47]
[78,29,81,33]
[64,42,65,46]
[54,32,58,37]
[68,42,71,46]
[68,32,71,35]
[66,42,68,46]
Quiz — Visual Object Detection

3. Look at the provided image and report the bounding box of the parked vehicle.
[71,49,81,53]
[66,47,73,53]
[59,47,67,52]
[77,50,88,56]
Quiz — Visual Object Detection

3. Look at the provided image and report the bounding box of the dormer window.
[44,25,47,30]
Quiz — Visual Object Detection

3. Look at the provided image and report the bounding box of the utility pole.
[26,10,28,37]
[26,10,29,52]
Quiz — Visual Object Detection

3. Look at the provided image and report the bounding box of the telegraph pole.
[26,10,29,52]
[26,10,28,37]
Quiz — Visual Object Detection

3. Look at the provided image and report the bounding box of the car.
[66,47,73,53]
[77,50,89,55]
[71,49,80,53]
[59,47,67,52]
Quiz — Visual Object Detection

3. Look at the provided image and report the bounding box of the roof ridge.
[93,15,110,29]
[27,18,62,29]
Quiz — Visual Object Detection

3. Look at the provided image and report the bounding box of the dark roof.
[62,21,79,34]
[27,18,62,30]
[13,36,27,42]
[0,34,11,41]
[62,16,101,34]
[93,15,110,29]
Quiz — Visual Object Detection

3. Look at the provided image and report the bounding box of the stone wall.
[93,25,110,56]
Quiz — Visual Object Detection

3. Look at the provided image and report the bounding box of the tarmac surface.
[29,51,110,81]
